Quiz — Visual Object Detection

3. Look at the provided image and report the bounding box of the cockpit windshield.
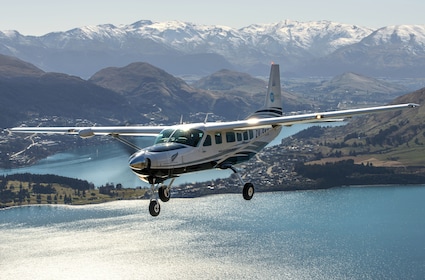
[154,128,204,147]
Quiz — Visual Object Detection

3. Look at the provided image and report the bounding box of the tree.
[0,175,6,191]
[63,194,72,204]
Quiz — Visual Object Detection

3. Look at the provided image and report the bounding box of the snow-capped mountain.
[304,25,425,77]
[362,25,425,47]
[1,20,424,78]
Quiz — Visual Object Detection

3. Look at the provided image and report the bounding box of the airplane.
[10,64,419,216]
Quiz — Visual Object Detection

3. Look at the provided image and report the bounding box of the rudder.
[249,64,282,118]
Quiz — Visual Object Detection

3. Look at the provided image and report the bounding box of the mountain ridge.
[2,20,424,78]
[0,55,309,128]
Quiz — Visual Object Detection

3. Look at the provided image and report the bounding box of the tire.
[243,183,254,200]
[158,186,171,202]
[149,200,160,216]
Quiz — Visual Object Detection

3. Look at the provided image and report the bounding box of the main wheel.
[149,199,161,216]
[158,186,171,202]
[243,183,254,200]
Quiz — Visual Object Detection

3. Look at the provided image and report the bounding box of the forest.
[0,173,94,207]
[0,173,147,208]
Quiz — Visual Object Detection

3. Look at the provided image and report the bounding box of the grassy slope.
[1,180,147,208]
[302,88,425,167]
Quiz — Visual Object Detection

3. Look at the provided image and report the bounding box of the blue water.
[1,185,425,279]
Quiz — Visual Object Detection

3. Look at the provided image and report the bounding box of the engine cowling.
[129,152,150,171]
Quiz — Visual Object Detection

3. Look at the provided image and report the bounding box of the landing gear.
[147,177,175,217]
[149,199,160,216]
[227,165,255,200]
[158,186,170,202]
[243,183,254,200]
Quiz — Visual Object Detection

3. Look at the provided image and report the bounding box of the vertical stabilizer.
[249,64,282,118]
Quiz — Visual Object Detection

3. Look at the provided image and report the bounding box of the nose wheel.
[149,199,160,216]
[147,178,175,217]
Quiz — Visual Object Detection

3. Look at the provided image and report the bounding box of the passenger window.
[226,132,235,143]
[243,131,248,141]
[203,135,212,146]
[237,133,242,142]
[215,132,222,144]
[249,130,254,139]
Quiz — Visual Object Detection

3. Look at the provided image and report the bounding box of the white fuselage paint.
[129,124,282,183]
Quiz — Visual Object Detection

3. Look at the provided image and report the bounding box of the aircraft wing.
[10,125,167,138]
[10,103,418,137]
[203,103,419,131]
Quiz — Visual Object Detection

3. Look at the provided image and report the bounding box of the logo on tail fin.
[270,92,275,103]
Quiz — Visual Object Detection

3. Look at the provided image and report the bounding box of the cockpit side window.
[203,135,212,146]
[154,129,174,144]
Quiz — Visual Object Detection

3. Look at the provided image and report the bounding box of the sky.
[0,0,424,36]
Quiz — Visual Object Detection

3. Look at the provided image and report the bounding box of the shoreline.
[2,183,424,210]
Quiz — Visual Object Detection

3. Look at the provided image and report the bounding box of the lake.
[1,185,424,279]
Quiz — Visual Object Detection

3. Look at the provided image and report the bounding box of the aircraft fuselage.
[129,124,282,183]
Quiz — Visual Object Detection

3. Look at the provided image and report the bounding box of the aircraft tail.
[249,64,282,118]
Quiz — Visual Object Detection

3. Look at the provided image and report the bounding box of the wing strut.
[111,134,142,152]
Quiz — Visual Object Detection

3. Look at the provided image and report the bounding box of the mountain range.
[1,20,425,78]
[0,54,315,128]
[1,52,423,169]
[1,52,415,129]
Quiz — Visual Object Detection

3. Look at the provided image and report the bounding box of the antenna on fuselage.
[204,113,213,124]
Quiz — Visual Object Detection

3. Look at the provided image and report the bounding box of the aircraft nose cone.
[129,153,149,170]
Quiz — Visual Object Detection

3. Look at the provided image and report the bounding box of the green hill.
[294,87,425,166]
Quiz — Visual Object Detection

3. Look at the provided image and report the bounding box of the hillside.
[193,69,266,91]
[312,72,407,107]
[89,62,258,122]
[192,69,312,112]
[290,88,425,166]
[0,54,44,78]
[0,55,140,128]
[1,56,288,128]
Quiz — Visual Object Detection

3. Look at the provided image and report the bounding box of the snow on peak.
[240,20,372,55]
[3,19,425,69]
[362,25,425,46]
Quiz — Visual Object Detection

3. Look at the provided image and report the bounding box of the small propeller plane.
[11,64,418,216]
